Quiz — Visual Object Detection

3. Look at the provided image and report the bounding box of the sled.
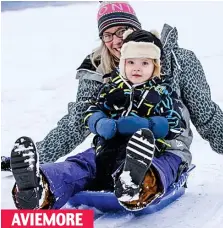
[68,164,195,215]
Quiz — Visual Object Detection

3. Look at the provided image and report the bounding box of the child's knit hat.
[97,1,141,36]
[119,29,163,78]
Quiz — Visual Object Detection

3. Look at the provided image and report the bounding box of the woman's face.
[102,26,127,59]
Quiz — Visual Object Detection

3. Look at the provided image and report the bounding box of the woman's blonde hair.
[90,42,119,75]
[152,59,161,78]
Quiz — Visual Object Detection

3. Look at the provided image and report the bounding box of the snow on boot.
[1,156,11,171]
[114,128,155,203]
[11,136,40,209]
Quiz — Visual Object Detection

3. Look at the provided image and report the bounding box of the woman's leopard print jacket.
[36,24,223,164]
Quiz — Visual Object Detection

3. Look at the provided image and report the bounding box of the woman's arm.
[180,50,223,153]
[36,70,103,164]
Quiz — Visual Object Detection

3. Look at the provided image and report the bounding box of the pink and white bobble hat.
[97,1,141,36]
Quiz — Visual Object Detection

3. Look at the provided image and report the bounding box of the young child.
[85,29,186,209]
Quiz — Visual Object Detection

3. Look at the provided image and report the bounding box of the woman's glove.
[116,116,169,139]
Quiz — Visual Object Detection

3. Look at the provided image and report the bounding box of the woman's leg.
[120,152,182,209]
[12,148,96,209]
[40,148,96,209]
[151,152,182,193]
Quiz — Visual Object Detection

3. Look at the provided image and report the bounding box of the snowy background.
[1,1,77,12]
[1,1,223,227]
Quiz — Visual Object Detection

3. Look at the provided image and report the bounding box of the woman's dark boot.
[1,156,11,171]
[11,136,40,209]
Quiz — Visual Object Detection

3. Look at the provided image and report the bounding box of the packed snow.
[1,2,223,228]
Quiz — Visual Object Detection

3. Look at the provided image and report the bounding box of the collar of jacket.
[160,24,183,77]
[161,24,179,52]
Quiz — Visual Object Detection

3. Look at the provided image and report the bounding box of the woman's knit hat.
[119,29,163,78]
[97,1,141,36]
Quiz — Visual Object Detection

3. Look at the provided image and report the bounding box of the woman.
[7,1,223,210]
[2,1,222,167]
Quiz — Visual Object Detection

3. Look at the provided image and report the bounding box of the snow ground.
[1,2,223,228]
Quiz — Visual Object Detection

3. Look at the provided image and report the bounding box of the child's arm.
[83,83,111,129]
[83,83,117,140]
[155,86,186,139]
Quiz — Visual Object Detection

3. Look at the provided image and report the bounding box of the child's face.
[125,58,155,84]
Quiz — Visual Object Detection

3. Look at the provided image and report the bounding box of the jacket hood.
[160,24,182,77]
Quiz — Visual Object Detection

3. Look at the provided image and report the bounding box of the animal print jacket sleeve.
[36,63,103,163]
[161,23,223,155]
[180,50,223,154]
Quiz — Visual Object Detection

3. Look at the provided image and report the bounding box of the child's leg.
[114,129,156,200]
